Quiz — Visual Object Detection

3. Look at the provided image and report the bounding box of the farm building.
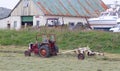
[0,0,107,30]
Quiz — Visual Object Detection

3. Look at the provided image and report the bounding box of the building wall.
[63,17,87,25]
[11,0,43,16]
[0,15,87,30]
[0,17,10,29]
[33,16,87,26]
[10,16,21,30]
[45,16,87,25]
[33,16,44,27]
[0,16,21,30]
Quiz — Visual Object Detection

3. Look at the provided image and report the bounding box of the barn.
[0,0,107,30]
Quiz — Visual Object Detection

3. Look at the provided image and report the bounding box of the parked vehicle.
[45,18,61,27]
[109,24,120,32]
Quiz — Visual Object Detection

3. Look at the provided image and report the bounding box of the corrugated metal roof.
[33,0,108,17]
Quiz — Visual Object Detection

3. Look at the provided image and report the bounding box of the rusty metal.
[37,2,51,15]
[33,0,107,17]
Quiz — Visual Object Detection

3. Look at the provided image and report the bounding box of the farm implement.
[60,46,104,60]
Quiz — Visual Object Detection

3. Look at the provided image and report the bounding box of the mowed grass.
[0,28,120,71]
[0,46,120,71]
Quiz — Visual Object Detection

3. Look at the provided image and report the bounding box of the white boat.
[117,18,120,24]
[88,6,120,30]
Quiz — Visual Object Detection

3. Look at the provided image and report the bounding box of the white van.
[109,18,120,32]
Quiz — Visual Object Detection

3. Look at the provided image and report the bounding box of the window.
[36,21,40,27]
[14,21,17,28]
[23,0,29,8]
[7,24,10,29]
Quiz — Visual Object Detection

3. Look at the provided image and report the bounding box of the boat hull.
[88,19,117,30]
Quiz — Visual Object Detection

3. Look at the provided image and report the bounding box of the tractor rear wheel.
[78,53,85,60]
[39,45,50,57]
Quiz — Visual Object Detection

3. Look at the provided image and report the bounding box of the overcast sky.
[0,0,20,9]
[0,0,120,9]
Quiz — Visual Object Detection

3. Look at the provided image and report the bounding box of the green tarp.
[21,16,33,22]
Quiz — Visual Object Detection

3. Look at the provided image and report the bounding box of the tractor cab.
[41,34,55,43]
[24,34,59,57]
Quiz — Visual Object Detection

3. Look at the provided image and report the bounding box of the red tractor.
[24,34,59,57]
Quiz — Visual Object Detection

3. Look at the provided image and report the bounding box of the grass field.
[0,28,120,53]
[0,28,120,71]
[0,46,120,71]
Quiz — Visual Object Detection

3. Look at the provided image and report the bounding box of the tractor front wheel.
[24,50,31,56]
[39,45,50,58]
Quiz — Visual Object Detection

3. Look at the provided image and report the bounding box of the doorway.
[7,24,10,29]
[21,16,33,28]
